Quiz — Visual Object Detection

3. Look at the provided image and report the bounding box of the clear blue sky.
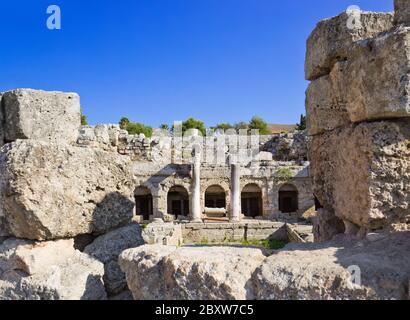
[0,0,393,127]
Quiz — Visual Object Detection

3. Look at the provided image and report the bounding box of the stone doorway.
[134,186,153,221]
[205,185,226,209]
[279,184,298,213]
[241,184,263,218]
[167,186,189,217]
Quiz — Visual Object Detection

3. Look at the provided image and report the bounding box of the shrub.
[276,167,293,181]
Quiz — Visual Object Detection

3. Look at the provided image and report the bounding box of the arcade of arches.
[134,179,306,222]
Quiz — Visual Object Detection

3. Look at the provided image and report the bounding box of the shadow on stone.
[91,192,135,235]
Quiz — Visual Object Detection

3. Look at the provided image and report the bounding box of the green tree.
[119,117,130,130]
[180,117,206,136]
[296,114,307,131]
[234,122,249,131]
[249,116,270,135]
[160,124,169,131]
[80,109,88,126]
[214,123,234,131]
[125,122,153,137]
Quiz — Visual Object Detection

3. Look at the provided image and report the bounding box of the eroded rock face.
[305,12,393,81]
[309,120,410,232]
[0,93,4,146]
[0,140,135,240]
[119,245,266,300]
[253,232,410,300]
[2,89,80,144]
[395,0,410,25]
[0,238,106,300]
[84,224,145,296]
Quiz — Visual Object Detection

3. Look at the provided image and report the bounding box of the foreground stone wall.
[306,1,410,240]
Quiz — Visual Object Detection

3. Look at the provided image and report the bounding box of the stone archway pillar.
[190,155,202,222]
[230,163,241,222]
[152,195,165,222]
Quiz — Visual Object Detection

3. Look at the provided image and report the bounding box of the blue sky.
[0,0,393,127]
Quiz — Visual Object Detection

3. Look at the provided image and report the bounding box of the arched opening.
[205,185,226,209]
[134,186,153,221]
[241,184,263,218]
[167,186,189,217]
[279,184,299,213]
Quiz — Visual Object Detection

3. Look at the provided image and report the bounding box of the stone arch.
[204,185,227,209]
[167,185,190,217]
[278,183,299,213]
[241,183,263,218]
[134,186,153,221]
[201,180,230,212]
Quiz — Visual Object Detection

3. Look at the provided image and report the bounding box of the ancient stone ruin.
[0,0,409,301]
[0,87,313,299]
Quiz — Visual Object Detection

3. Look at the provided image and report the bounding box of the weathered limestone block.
[309,120,410,231]
[2,89,80,143]
[94,125,111,145]
[253,232,410,300]
[119,245,266,300]
[395,0,410,25]
[306,61,350,135]
[305,12,393,80]
[344,26,410,122]
[0,238,106,300]
[84,224,145,296]
[119,245,178,300]
[0,140,135,240]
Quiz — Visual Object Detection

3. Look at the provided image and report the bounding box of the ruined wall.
[306,1,410,241]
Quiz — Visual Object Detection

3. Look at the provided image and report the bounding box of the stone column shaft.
[152,195,165,222]
[230,163,241,222]
[191,156,202,222]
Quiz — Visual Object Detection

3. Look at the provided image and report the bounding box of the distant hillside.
[268,124,296,134]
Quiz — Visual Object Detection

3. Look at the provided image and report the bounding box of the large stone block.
[305,12,393,80]
[309,120,410,231]
[2,89,80,143]
[253,232,410,300]
[119,245,266,300]
[0,140,135,240]
[395,0,410,25]
[0,238,106,300]
[306,61,350,135]
[343,26,410,122]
